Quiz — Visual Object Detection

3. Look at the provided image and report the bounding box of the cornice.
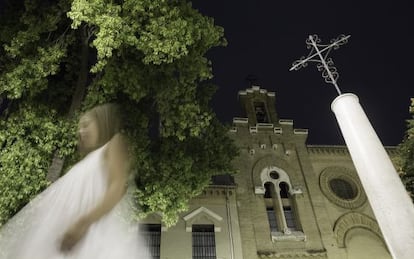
[307,145,397,156]
[258,250,327,258]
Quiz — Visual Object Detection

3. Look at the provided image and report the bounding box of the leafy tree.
[0,0,238,227]
[397,98,414,201]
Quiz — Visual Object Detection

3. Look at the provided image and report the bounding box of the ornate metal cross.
[290,34,350,95]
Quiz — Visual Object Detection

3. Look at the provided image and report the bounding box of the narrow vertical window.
[254,101,268,123]
[140,224,161,259]
[279,182,289,199]
[264,182,278,232]
[283,206,297,230]
[264,182,273,198]
[266,207,278,232]
[279,182,298,231]
[192,224,216,259]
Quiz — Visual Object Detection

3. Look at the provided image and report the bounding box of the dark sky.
[192,0,413,146]
[0,1,411,146]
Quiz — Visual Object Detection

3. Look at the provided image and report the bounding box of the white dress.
[0,144,151,259]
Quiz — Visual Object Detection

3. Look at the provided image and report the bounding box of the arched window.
[279,182,297,231]
[279,182,289,198]
[264,182,278,232]
[260,167,302,238]
[264,182,273,198]
[254,101,269,123]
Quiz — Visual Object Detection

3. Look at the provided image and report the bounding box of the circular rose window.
[329,178,358,200]
[319,167,366,209]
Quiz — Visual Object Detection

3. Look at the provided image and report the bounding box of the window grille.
[140,224,161,259]
[192,224,217,259]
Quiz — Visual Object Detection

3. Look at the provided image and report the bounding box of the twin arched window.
[261,167,300,235]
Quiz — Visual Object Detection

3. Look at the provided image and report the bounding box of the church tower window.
[254,101,269,123]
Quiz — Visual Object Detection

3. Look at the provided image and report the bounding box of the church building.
[141,85,394,259]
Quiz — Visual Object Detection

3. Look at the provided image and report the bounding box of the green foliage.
[397,98,414,201]
[134,118,238,226]
[1,44,67,99]
[0,104,77,225]
[68,0,224,72]
[0,0,236,226]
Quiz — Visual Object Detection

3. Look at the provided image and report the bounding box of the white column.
[331,93,414,259]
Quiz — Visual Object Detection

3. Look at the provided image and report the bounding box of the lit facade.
[141,86,393,259]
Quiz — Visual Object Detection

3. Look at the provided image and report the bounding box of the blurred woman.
[0,103,150,258]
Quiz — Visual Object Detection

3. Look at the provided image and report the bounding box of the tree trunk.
[47,26,90,182]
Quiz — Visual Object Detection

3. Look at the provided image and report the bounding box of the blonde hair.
[81,103,122,150]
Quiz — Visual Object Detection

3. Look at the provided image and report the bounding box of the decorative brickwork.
[333,212,383,248]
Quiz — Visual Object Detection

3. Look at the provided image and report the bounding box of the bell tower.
[238,85,278,126]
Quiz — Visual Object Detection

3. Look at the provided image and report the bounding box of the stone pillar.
[331,93,414,259]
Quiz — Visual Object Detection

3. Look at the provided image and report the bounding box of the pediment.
[183,207,223,232]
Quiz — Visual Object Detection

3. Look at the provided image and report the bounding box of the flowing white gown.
[0,144,151,259]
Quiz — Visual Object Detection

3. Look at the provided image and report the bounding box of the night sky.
[192,0,413,146]
[0,1,412,146]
